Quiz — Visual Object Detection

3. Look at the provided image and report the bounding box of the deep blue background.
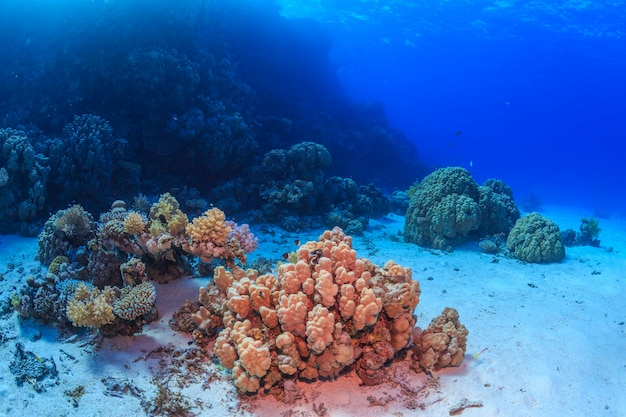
[1,0,625,218]
[279,0,626,213]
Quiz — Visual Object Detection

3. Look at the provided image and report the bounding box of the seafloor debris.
[449,398,484,415]
[9,342,58,392]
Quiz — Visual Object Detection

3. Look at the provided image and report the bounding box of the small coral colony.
[12,164,587,396]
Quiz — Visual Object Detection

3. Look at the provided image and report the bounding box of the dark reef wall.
[0,0,423,233]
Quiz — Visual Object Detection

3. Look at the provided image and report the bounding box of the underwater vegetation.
[561,216,601,247]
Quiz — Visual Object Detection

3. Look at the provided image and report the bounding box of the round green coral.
[404,167,481,250]
[506,213,565,263]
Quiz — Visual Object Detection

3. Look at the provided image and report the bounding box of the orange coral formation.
[199,227,440,394]
[123,211,147,235]
[186,208,231,245]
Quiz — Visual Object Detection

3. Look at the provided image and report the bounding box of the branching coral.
[66,284,117,328]
[183,208,257,265]
[123,211,147,236]
[66,280,157,328]
[148,192,189,236]
[113,282,157,321]
[37,204,96,265]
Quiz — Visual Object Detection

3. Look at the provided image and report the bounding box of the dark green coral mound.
[404,167,481,250]
[404,167,521,251]
[506,213,565,263]
[477,178,520,236]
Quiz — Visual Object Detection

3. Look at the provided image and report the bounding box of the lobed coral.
[412,307,468,372]
[477,179,520,236]
[506,213,565,263]
[404,167,520,250]
[404,167,481,250]
[183,208,257,265]
[202,227,425,394]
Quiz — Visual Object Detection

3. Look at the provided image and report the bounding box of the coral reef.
[25,191,258,337]
[46,114,125,211]
[188,227,465,394]
[404,167,520,250]
[562,216,601,247]
[412,307,468,372]
[0,128,49,234]
[477,179,520,236]
[37,204,97,265]
[404,167,481,250]
[506,213,566,263]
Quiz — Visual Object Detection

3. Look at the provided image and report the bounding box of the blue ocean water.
[279,0,626,213]
[0,0,624,220]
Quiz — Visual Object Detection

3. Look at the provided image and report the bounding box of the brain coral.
[404,167,481,250]
[506,212,566,263]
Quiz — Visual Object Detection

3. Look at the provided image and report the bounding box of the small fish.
[455,131,462,136]
[294,240,300,246]
[281,252,290,260]
[473,347,488,360]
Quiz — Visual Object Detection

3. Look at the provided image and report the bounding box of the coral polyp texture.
[0,128,49,234]
[506,212,566,263]
[404,167,520,251]
[21,191,258,338]
[412,307,468,372]
[192,227,468,394]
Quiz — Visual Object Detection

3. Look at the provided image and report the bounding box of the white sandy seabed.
[0,206,624,417]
